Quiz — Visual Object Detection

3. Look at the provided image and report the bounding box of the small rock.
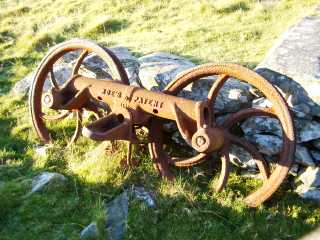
[80,222,99,240]
[310,150,320,163]
[241,116,282,137]
[246,134,282,155]
[29,172,67,195]
[228,145,257,169]
[295,184,320,203]
[11,72,34,96]
[295,145,315,167]
[105,192,129,240]
[298,167,320,187]
[34,145,51,157]
[130,186,157,209]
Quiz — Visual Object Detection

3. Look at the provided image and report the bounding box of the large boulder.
[138,52,195,91]
[255,16,320,117]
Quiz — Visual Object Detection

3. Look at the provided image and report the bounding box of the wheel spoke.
[66,110,82,148]
[225,133,269,180]
[170,153,207,167]
[72,50,89,76]
[49,68,60,89]
[221,107,276,129]
[215,142,230,192]
[207,74,229,105]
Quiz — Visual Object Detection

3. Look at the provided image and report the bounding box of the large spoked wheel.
[29,39,129,147]
[149,63,295,207]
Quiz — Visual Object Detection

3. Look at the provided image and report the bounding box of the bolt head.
[196,136,206,146]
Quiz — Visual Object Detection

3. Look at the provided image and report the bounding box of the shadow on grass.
[0,111,319,239]
[0,56,38,95]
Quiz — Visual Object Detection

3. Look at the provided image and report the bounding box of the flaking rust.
[29,39,295,207]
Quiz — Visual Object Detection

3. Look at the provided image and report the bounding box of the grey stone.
[310,150,320,163]
[215,114,231,126]
[43,65,72,91]
[228,145,257,169]
[241,116,282,137]
[80,222,99,240]
[76,46,140,85]
[34,145,51,158]
[241,115,320,143]
[295,184,320,203]
[246,134,282,156]
[11,72,34,96]
[29,172,67,194]
[12,65,72,96]
[297,120,320,143]
[130,186,157,209]
[298,167,320,187]
[138,52,195,91]
[256,16,320,117]
[295,145,315,167]
[245,135,315,166]
[105,192,129,240]
[181,77,253,114]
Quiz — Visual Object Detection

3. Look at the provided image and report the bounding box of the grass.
[0,0,320,239]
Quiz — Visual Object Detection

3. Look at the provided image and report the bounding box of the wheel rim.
[150,63,295,207]
[29,39,129,146]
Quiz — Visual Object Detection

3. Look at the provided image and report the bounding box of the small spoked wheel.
[29,39,129,147]
[149,63,295,207]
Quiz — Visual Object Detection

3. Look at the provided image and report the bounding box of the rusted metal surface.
[30,39,295,207]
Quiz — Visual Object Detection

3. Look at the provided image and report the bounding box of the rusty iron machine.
[29,39,295,207]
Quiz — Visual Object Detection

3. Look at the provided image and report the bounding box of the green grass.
[0,0,320,239]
